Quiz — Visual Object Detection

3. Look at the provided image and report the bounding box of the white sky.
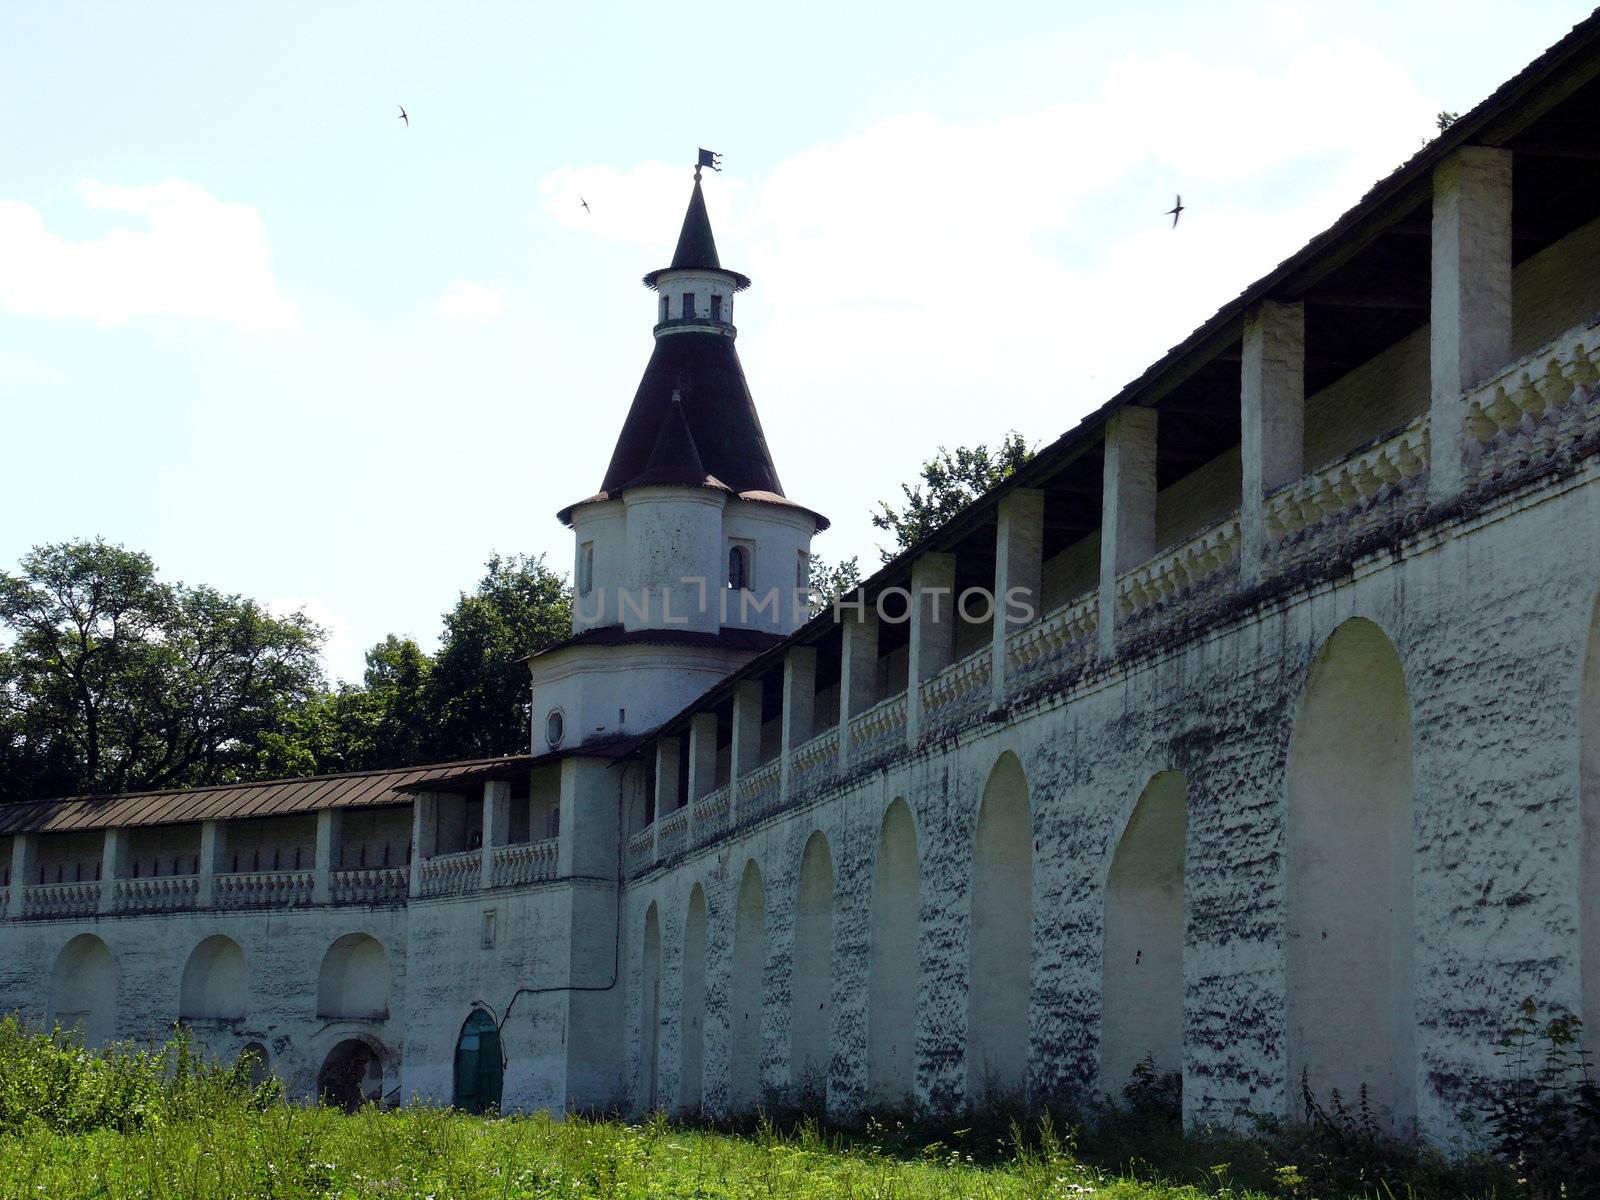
[1,0,1590,682]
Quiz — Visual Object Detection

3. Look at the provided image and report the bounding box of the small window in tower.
[710,294,722,322]
[578,542,594,595]
[682,292,695,319]
[796,550,809,590]
[727,544,750,591]
[659,296,669,323]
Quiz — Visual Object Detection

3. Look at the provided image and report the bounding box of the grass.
[0,1020,1563,1200]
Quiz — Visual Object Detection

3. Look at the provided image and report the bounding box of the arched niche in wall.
[1582,591,1600,1031]
[316,933,391,1021]
[179,934,248,1022]
[318,1037,383,1111]
[639,902,662,1111]
[867,797,920,1107]
[968,751,1033,1104]
[679,883,708,1114]
[728,859,766,1111]
[1101,770,1186,1096]
[1286,616,1416,1127]
[48,933,116,1047]
[790,831,834,1101]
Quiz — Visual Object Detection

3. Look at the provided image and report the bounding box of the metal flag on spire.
[696,148,722,179]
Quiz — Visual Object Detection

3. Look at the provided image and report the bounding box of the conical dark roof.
[598,332,781,497]
[623,394,717,489]
[669,180,720,270]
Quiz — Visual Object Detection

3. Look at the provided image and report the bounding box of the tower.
[529,167,827,753]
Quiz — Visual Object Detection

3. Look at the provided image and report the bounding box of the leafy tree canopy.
[870,431,1034,561]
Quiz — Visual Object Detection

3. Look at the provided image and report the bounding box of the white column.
[655,737,682,816]
[556,757,616,879]
[6,835,36,918]
[906,552,957,746]
[1097,407,1158,657]
[729,678,764,816]
[98,827,130,914]
[1430,146,1513,499]
[1241,300,1305,582]
[481,780,511,890]
[837,607,879,769]
[312,809,343,904]
[991,489,1044,706]
[197,820,224,908]
[687,712,718,804]
[408,793,438,898]
[779,645,817,799]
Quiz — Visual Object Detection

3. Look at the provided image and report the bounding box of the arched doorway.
[680,883,708,1113]
[729,860,766,1110]
[317,933,390,1020]
[318,1038,383,1111]
[452,1010,504,1114]
[1286,617,1416,1125]
[48,934,116,1046]
[640,903,662,1110]
[867,797,920,1106]
[1102,770,1186,1094]
[791,831,834,1100]
[968,752,1032,1103]
[179,935,248,1021]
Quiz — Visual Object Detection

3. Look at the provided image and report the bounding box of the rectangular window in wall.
[681,292,695,319]
[659,296,669,323]
[796,550,809,590]
[578,542,594,595]
[710,294,722,322]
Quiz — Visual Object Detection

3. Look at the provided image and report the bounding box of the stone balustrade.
[1118,517,1241,622]
[1463,319,1600,489]
[693,785,732,846]
[919,645,993,739]
[330,866,409,905]
[417,850,479,899]
[1006,591,1097,688]
[788,727,839,796]
[737,758,784,824]
[1266,418,1430,561]
[656,806,690,861]
[214,869,314,910]
[491,839,559,888]
[113,874,200,914]
[625,828,655,876]
[23,881,99,919]
[848,694,908,765]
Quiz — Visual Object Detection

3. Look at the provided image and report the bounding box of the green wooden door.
[452,1010,504,1113]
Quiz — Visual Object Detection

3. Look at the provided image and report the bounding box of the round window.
[545,709,565,748]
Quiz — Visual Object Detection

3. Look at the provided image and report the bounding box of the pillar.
[480,780,511,890]
[1097,407,1158,657]
[687,712,718,804]
[98,827,131,914]
[837,607,879,769]
[408,793,439,898]
[991,489,1044,706]
[779,645,818,799]
[312,809,343,904]
[906,552,957,746]
[1241,300,1306,582]
[6,835,35,918]
[729,678,764,814]
[197,820,224,908]
[557,757,617,880]
[654,737,682,817]
[1430,146,1512,499]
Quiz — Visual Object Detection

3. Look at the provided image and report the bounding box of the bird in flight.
[397,105,408,127]
[1166,194,1184,228]
[579,196,590,214]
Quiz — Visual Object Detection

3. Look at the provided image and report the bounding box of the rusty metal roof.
[0,757,519,836]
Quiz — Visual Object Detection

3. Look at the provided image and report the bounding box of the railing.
[491,838,558,888]
[213,869,314,910]
[1463,319,1600,489]
[692,785,732,847]
[788,727,839,795]
[1118,516,1241,621]
[737,758,783,824]
[625,827,655,876]
[22,881,99,919]
[1265,418,1429,560]
[848,693,908,763]
[113,874,200,913]
[656,805,690,861]
[919,645,993,738]
[330,866,409,905]
[417,850,479,898]
[1006,590,1097,688]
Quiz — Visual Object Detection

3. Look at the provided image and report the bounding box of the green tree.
[429,554,572,760]
[871,431,1034,560]
[807,554,862,617]
[0,539,324,800]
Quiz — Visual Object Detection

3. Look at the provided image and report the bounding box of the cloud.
[0,347,66,388]
[435,279,508,321]
[0,179,297,331]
